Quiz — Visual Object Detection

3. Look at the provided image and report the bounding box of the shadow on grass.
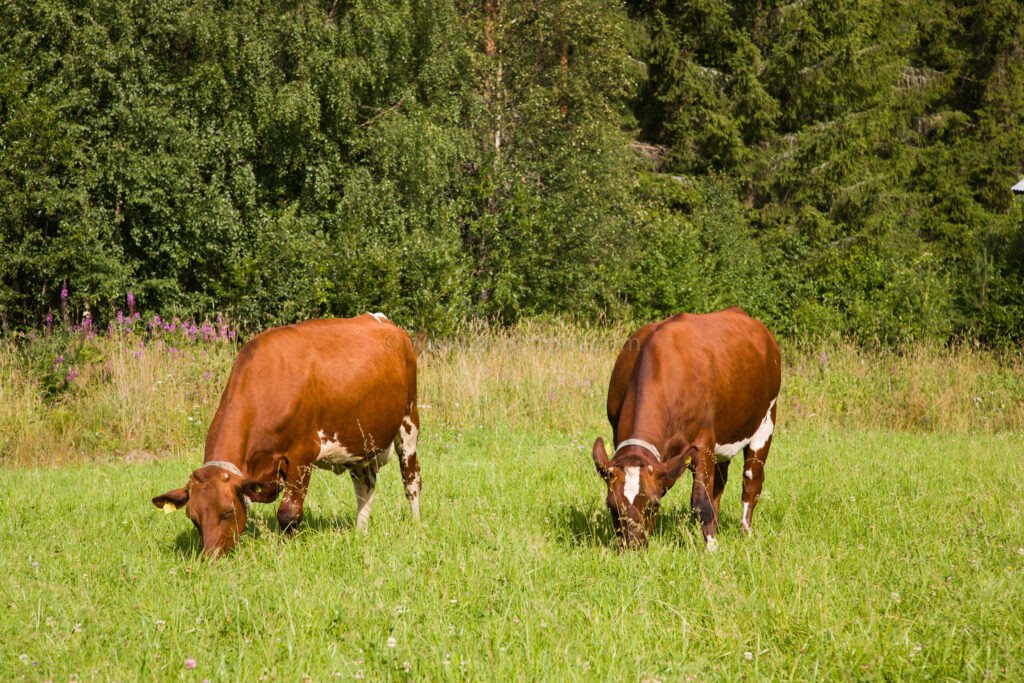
[172,529,203,557]
[549,502,616,548]
[300,508,356,534]
[548,501,716,550]
[168,506,358,558]
[170,517,273,558]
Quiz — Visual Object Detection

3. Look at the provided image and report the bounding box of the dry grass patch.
[1,319,1021,467]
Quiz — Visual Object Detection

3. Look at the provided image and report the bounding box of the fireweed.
[1,297,240,464]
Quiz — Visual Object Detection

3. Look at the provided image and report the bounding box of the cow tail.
[412,330,428,357]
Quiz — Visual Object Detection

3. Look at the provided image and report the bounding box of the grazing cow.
[152,314,422,557]
[591,307,780,551]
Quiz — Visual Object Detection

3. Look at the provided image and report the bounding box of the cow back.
[611,309,780,449]
[206,317,414,466]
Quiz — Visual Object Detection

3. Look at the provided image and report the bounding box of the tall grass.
[0,316,237,465]
[419,323,1024,435]
[1,319,1022,466]
[782,337,1024,432]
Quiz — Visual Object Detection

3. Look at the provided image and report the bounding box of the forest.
[2,0,1023,343]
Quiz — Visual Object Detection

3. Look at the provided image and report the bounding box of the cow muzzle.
[617,513,651,550]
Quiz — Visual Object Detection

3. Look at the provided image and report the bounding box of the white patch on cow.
[369,312,388,323]
[623,466,641,504]
[713,441,744,461]
[744,468,753,480]
[398,417,418,465]
[714,398,777,462]
[749,398,777,451]
[741,501,751,530]
[406,472,421,520]
[314,430,359,472]
[705,535,719,552]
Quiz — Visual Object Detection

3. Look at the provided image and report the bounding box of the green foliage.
[1,0,1022,342]
[627,174,769,320]
[1,0,641,333]
[628,0,1024,343]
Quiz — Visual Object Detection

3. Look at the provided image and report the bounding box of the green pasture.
[2,426,1022,680]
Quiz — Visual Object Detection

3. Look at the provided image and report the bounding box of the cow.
[152,313,422,557]
[591,307,780,551]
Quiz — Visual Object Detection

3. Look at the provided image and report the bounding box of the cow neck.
[202,407,253,480]
[615,387,667,464]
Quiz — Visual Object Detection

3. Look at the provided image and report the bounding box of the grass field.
[3,426,1024,680]
[2,321,1023,680]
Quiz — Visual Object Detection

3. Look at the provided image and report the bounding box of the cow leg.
[690,446,719,551]
[741,434,773,534]
[350,465,378,531]
[712,459,730,518]
[394,409,422,520]
[278,460,313,533]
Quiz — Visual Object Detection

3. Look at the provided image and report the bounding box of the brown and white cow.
[591,307,780,551]
[152,313,422,557]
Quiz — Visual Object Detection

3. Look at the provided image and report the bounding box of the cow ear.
[592,438,613,481]
[152,488,189,513]
[238,478,282,504]
[656,445,696,489]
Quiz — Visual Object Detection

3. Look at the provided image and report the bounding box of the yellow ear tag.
[604,442,613,457]
[254,486,261,494]
[162,503,177,514]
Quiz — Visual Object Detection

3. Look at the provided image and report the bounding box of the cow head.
[152,467,281,557]
[591,437,694,550]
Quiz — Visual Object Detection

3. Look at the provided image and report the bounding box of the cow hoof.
[705,535,719,552]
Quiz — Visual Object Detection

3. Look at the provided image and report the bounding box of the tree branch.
[358,94,408,128]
